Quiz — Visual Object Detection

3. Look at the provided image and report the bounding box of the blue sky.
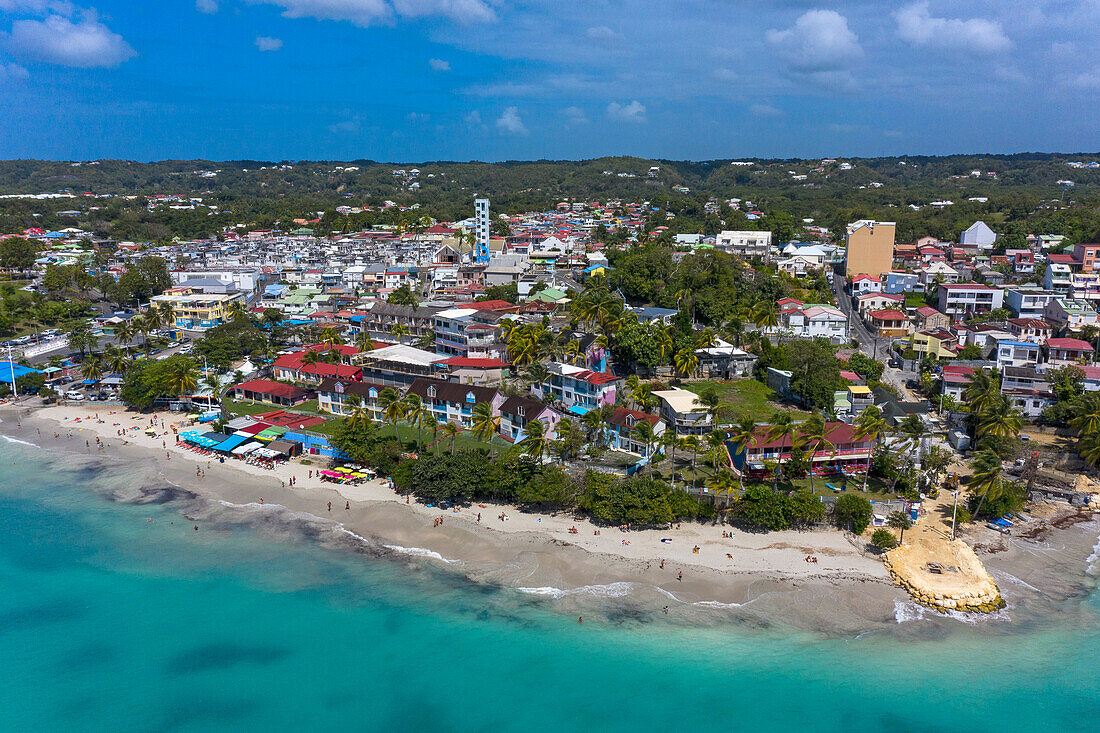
[0,1,1098,162]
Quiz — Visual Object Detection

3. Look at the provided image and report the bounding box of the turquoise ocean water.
[1,436,1099,732]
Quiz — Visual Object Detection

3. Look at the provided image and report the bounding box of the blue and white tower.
[474,197,490,264]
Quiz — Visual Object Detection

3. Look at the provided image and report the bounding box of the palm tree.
[201,372,222,404]
[681,435,700,488]
[131,315,150,355]
[523,362,551,389]
[80,357,103,382]
[697,389,726,428]
[440,422,461,455]
[379,388,406,440]
[471,402,501,456]
[706,429,728,472]
[390,322,411,342]
[518,418,549,463]
[660,429,679,485]
[113,321,133,351]
[165,358,199,397]
[887,510,912,545]
[962,368,1001,420]
[300,349,321,380]
[582,408,606,448]
[969,448,1007,519]
[797,414,836,495]
[752,300,780,333]
[343,394,370,428]
[102,345,127,375]
[631,420,658,476]
[624,374,640,406]
[228,300,248,322]
[416,330,436,350]
[143,306,164,331]
[353,330,376,353]
[319,326,343,347]
[852,405,887,491]
[976,396,1022,441]
[896,413,928,460]
[708,470,738,509]
[402,393,428,450]
[1070,392,1100,436]
[727,417,758,493]
[157,301,174,327]
[673,348,699,380]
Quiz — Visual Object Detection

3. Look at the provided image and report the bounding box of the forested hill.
[2,154,1100,246]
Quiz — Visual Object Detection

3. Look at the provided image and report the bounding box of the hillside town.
[4,192,1100,613]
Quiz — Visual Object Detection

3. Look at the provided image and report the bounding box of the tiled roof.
[232,380,311,399]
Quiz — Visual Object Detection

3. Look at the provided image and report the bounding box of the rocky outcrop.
[883,538,1005,614]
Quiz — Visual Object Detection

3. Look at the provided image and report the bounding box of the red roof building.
[230,380,313,407]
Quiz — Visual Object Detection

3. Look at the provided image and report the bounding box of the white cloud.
[8,14,136,67]
[1068,69,1100,90]
[562,106,588,125]
[392,0,495,24]
[255,36,284,51]
[712,68,737,82]
[464,110,483,125]
[895,2,1010,54]
[328,118,360,133]
[260,0,495,27]
[0,61,30,83]
[0,1,74,12]
[264,0,391,26]
[766,9,861,71]
[585,26,620,41]
[195,0,218,13]
[496,106,528,135]
[429,57,450,71]
[606,99,646,123]
[750,103,783,117]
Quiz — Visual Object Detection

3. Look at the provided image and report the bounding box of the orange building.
[845,220,896,279]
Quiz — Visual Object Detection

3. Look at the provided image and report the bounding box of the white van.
[65,390,85,401]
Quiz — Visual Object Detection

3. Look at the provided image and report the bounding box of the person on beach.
[477,513,481,523]
[677,571,682,582]
[345,501,349,510]
[327,501,332,512]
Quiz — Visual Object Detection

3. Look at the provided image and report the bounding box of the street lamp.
[950,489,959,540]
[6,345,16,401]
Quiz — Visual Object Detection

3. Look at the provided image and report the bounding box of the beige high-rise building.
[844,220,896,278]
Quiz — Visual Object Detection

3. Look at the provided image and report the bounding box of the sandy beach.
[25,404,886,575]
[5,402,1099,630]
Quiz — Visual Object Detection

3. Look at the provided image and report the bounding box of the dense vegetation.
[3,154,1099,246]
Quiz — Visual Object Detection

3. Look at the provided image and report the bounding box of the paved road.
[831,273,921,398]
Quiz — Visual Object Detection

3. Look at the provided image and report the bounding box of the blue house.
[884,271,921,294]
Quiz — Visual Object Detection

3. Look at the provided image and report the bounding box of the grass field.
[680,378,809,423]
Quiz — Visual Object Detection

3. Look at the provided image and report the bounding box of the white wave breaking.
[1,434,37,447]
[383,544,453,563]
[516,581,635,600]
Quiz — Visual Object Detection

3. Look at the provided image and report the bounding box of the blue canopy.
[0,362,43,385]
[213,433,251,452]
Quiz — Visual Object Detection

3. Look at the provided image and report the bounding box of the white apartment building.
[714,230,772,258]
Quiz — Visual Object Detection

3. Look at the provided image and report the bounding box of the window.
[427,386,436,398]
[466,392,476,403]
[517,405,525,417]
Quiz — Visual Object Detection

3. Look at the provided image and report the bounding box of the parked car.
[64,390,85,401]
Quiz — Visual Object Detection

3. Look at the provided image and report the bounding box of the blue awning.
[213,433,251,452]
